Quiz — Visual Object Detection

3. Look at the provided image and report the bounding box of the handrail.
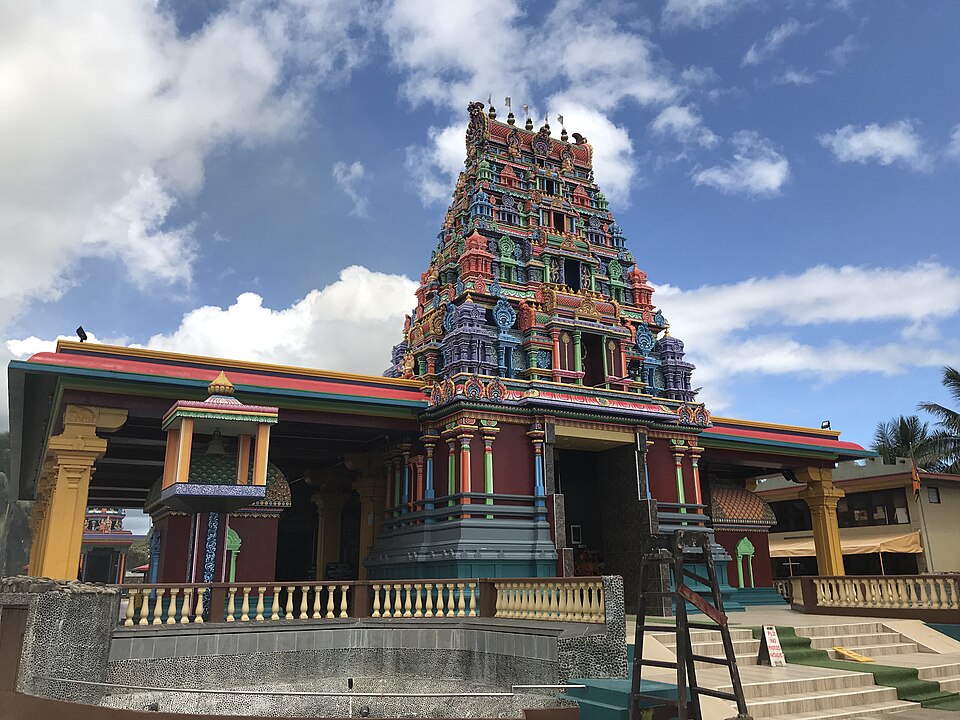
[803,574,960,615]
[114,576,609,626]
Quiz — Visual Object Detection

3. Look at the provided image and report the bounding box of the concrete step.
[712,669,875,701]
[746,684,902,719]
[808,632,909,650]
[762,698,918,720]
[693,653,758,671]
[826,641,919,659]
[793,622,887,638]
[656,638,761,657]
[647,627,756,643]
[938,677,960,692]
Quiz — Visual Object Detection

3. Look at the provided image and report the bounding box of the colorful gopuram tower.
[386,101,698,401]
[376,101,719,594]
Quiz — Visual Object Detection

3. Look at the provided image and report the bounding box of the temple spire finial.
[208,370,235,396]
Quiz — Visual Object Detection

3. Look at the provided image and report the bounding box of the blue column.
[424,437,437,518]
[402,457,411,506]
[534,452,545,507]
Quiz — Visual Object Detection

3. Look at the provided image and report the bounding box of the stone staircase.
[571,622,949,720]
[647,627,760,671]
[877,651,960,694]
[792,621,920,660]
[645,624,917,720]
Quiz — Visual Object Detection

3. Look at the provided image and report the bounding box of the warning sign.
[758,625,786,667]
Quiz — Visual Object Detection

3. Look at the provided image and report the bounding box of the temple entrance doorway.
[556,449,603,575]
[554,426,639,583]
[275,488,319,581]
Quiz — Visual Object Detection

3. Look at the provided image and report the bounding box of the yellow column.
[33,405,127,580]
[798,466,846,576]
[28,461,55,574]
[313,490,349,581]
[352,476,385,581]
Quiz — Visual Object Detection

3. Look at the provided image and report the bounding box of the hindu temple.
[7,102,872,608]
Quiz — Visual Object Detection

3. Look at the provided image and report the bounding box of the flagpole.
[911,445,936,573]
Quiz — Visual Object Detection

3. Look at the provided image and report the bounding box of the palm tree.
[918,366,960,474]
[871,415,938,468]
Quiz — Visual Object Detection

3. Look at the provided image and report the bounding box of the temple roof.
[710,486,777,529]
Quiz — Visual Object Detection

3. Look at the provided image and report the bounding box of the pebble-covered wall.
[0,575,120,704]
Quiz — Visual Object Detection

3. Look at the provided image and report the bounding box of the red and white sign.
[762,625,786,667]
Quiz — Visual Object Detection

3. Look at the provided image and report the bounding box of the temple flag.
[558,114,564,126]
[911,458,922,500]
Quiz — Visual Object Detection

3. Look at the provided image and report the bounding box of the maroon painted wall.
[492,423,535,496]
[646,442,678,502]
[433,437,452,497]
[714,529,773,588]
[229,516,279,581]
[156,514,192,583]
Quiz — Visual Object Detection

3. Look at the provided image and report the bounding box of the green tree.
[871,415,938,467]
[918,365,960,473]
[126,537,150,569]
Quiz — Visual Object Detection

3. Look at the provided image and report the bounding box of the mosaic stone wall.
[557,575,628,681]
[0,576,120,704]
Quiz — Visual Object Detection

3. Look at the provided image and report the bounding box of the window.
[552,211,566,232]
[837,487,911,527]
[564,259,581,291]
[928,486,941,504]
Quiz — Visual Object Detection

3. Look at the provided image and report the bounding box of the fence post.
[208,586,227,623]
[478,579,497,618]
[351,582,370,618]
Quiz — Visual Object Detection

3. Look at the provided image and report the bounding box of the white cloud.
[655,263,960,410]
[819,120,931,171]
[384,0,678,208]
[827,34,859,67]
[948,124,960,160]
[650,105,719,148]
[773,69,818,86]
[662,0,753,29]
[0,0,372,331]
[742,20,814,67]
[143,266,416,375]
[1,266,418,428]
[332,160,370,218]
[692,131,790,197]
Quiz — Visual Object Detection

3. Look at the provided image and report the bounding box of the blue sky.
[3,0,960,459]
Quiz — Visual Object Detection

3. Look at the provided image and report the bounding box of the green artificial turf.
[752,626,960,710]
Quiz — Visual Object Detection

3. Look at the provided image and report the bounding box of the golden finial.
[208,370,235,396]
[664,326,671,337]
[465,292,474,302]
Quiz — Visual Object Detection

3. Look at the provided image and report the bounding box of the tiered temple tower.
[386,99,697,400]
[374,101,719,589]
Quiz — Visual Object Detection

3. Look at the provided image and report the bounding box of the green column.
[483,435,495,520]
[573,330,582,383]
[447,438,457,509]
[601,337,610,388]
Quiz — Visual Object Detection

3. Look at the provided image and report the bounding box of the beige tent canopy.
[769,529,922,557]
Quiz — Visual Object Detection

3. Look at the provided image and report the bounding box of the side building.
[759,456,960,577]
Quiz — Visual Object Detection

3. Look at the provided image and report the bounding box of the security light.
[76,325,87,342]
[821,420,831,430]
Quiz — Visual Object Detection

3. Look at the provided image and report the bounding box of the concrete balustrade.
[118,577,607,625]
[799,574,959,621]
[493,578,605,623]
[370,581,477,618]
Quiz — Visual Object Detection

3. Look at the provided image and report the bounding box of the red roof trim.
[703,424,867,453]
[27,352,426,404]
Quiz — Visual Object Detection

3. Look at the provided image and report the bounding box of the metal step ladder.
[629,529,751,720]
